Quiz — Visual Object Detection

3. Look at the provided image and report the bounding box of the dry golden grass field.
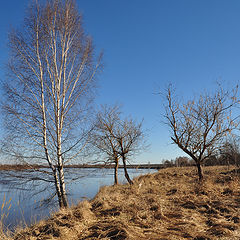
[1,166,240,240]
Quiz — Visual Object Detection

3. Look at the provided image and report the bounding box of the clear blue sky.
[1,0,240,163]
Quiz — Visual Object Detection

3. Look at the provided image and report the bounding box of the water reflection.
[0,168,156,229]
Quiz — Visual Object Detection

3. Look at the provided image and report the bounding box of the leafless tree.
[164,85,238,180]
[115,117,145,184]
[92,105,146,185]
[91,105,121,185]
[2,0,102,208]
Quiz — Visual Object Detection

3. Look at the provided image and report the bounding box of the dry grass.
[2,166,240,239]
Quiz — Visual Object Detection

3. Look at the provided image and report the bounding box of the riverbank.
[2,166,240,239]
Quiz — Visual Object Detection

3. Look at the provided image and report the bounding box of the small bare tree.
[92,105,146,185]
[164,85,238,180]
[2,0,101,208]
[92,105,121,185]
[115,117,145,184]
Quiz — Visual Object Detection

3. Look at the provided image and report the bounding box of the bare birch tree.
[164,85,238,180]
[2,0,102,208]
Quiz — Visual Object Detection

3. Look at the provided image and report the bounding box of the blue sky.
[1,0,240,163]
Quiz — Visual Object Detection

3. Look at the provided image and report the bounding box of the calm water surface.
[0,168,156,228]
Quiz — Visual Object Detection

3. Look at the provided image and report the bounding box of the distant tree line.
[163,139,240,168]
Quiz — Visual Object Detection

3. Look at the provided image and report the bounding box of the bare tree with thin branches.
[91,105,121,185]
[92,105,146,185]
[2,0,102,208]
[115,117,145,184]
[164,85,238,180]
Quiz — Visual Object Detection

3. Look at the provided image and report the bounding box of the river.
[0,168,156,229]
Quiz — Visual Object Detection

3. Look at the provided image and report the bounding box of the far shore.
[0,163,164,171]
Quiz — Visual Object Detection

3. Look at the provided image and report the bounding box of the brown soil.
[2,166,240,239]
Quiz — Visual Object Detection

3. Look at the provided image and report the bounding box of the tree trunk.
[56,77,68,208]
[40,66,65,208]
[196,162,203,181]
[122,156,133,185]
[114,158,119,185]
[53,168,64,208]
[58,157,68,208]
